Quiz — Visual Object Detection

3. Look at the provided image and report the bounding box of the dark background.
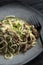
[0,0,43,65]
[0,0,43,13]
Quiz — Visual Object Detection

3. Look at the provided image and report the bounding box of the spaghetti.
[0,16,38,59]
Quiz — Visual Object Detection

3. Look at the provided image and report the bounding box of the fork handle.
[39,33,43,47]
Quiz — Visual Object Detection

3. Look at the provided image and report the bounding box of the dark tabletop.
[24,52,43,65]
[0,0,43,65]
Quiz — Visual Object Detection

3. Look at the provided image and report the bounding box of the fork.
[29,16,43,46]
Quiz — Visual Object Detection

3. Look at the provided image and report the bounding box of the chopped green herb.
[17,23,21,29]
[17,30,21,35]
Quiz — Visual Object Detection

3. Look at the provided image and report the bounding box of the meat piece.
[20,44,27,53]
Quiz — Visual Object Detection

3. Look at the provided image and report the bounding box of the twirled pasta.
[0,16,38,59]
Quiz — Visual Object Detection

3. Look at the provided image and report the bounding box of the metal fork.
[29,16,43,46]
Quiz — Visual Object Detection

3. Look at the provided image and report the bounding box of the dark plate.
[0,3,43,65]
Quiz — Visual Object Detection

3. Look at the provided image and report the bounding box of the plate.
[0,3,43,65]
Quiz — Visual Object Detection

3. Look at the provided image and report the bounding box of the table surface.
[0,1,43,65]
[24,52,43,65]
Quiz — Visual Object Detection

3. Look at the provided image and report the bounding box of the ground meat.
[0,22,2,27]
[31,25,39,38]
[20,34,26,42]
[12,33,20,43]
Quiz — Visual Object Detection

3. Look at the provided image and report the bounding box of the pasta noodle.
[0,16,38,59]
